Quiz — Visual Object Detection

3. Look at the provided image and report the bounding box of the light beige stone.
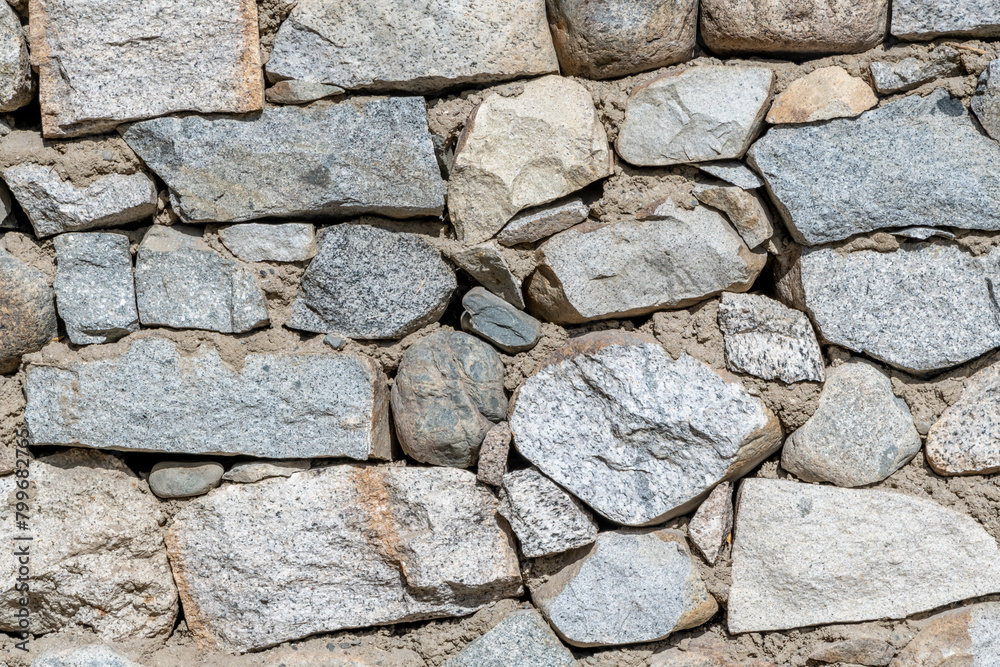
[688,482,732,565]
[926,361,1000,475]
[890,602,1000,666]
[691,186,774,249]
[766,67,877,124]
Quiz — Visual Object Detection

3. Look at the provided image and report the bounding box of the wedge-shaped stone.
[695,161,764,190]
[497,197,589,247]
[444,607,574,667]
[729,479,1000,633]
[0,247,57,373]
[891,0,1000,40]
[693,185,774,249]
[166,465,522,653]
[498,467,597,558]
[973,59,1000,142]
[892,602,1000,666]
[688,481,733,566]
[927,361,1000,475]
[25,336,391,460]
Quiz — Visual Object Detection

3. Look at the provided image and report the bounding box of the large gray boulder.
[891,0,1000,40]
[444,608,574,667]
[972,59,1000,142]
[927,361,1000,475]
[0,247,57,373]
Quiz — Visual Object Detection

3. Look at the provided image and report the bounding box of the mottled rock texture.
[927,361,1000,475]
[693,186,774,250]
[688,481,733,566]
[446,243,525,309]
[218,223,316,263]
[809,639,894,666]
[695,160,764,190]
[477,422,511,487]
[31,645,142,667]
[222,460,311,484]
[0,1,30,112]
[498,468,597,558]
[443,607,574,667]
[972,59,1000,141]
[765,67,877,124]
[264,80,344,105]
[869,51,960,93]
[891,602,1000,666]
[891,0,1000,40]
[0,247,57,373]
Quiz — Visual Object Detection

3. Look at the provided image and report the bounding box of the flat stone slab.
[149,461,224,499]
[218,223,316,263]
[973,59,1000,142]
[498,467,597,558]
[695,160,764,190]
[265,80,344,105]
[166,465,522,653]
[893,602,1000,665]
[766,67,877,124]
[461,287,541,353]
[0,247,57,373]
[446,243,525,309]
[927,361,1000,475]
[891,0,1000,39]
[444,608,574,667]
[728,479,1000,633]
[25,336,391,460]
[222,460,311,484]
[497,197,589,247]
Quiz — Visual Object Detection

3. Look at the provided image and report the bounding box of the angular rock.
[265,80,345,105]
[510,332,782,525]
[695,160,764,190]
[218,223,317,263]
[30,0,262,138]
[891,602,1000,666]
[53,232,139,345]
[324,333,347,350]
[497,197,590,247]
[766,67,877,124]
[749,90,1000,245]
[729,479,1000,633]
[498,468,597,558]
[444,607,574,667]
[222,460,311,484]
[617,66,773,166]
[869,53,961,94]
[461,287,541,354]
[0,181,14,228]
[477,422,512,487]
[32,645,142,667]
[693,185,775,249]
[166,465,522,653]
[391,331,507,468]
[717,292,824,384]
[891,0,1000,40]
[148,461,224,499]
[266,0,558,93]
[972,59,1000,142]
[650,649,777,667]
[0,247,57,373]
[891,227,954,241]
[527,202,765,324]
[25,336,391,460]
[135,225,268,334]
[532,528,717,646]
[449,75,612,244]
[809,638,894,666]
[688,482,733,566]
[927,361,1000,475]
[0,0,30,111]
[287,225,456,339]
[121,99,445,223]
[545,0,696,80]
[446,243,525,309]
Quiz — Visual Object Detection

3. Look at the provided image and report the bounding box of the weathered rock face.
[498,468,597,558]
[510,332,782,526]
[448,75,612,244]
[32,645,143,667]
[891,602,1000,666]
[286,225,456,339]
[749,90,1000,245]
[477,422,511,487]
[527,203,765,324]
[891,0,1000,40]
[497,197,590,247]
[166,465,522,653]
[446,243,525,309]
[869,50,960,94]
[222,460,311,484]
[148,461,225,499]
[531,529,717,647]
[391,331,507,468]
[765,67,877,124]
[218,223,317,263]
[728,479,1000,633]
[693,185,775,250]
[461,287,542,354]
[545,0,696,79]
[0,449,177,640]
[265,0,558,93]
[688,481,733,566]
[972,59,1000,142]
[25,336,391,460]
[0,247,57,373]
[264,80,344,105]
[121,100,445,223]
[29,0,263,138]
[0,0,31,112]
[444,607,575,667]
[927,361,1000,475]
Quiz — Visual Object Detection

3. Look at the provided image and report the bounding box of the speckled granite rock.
[461,287,541,353]
[476,422,512,487]
[927,361,1000,475]
[695,161,764,190]
[688,482,733,566]
[218,223,316,263]
[891,0,1000,40]
[498,468,597,558]
[891,602,1000,666]
[766,67,877,124]
[31,645,142,667]
[973,59,1000,142]
[0,247,57,373]
[0,0,31,112]
[443,608,574,667]
[148,462,224,499]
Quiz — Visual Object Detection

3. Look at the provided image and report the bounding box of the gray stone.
[748,90,1000,245]
[0,0,30,112]
[444,607,574,667]
[891,0,1000,40]
[222,460,311,484]
[286,225,456,339]
[510,332,782,526]
[218,223,316,263]
[869,52,961,94]
[324,333,348,350]
[32,645,142,667]
[30,0,263,138]
[692,185,775,249]
[781,361,921,487]
[927,361,1000,475]
[265,0,558,93]
[446,243,525,309]
[718,292,824,384]
[477,422,512,487]
[729,479,1000,633]
[616,66,774,167]
[531,528,717,647]
[498,468,597,558]
[688,481,733,566]
[265,80,345,105]
[0,247,57,373]
[0,180,14,228]
[121,99,445,223]
[526,201,766,324]
[53,232,139,345]
[462,287,542,353]
[166,465,522,653]
[972,59,1000,142]
[25,336,391,460]
[890,227,954,240]
[391,331,507,468]
[695,161,764,190]
[891,602,1000,666]
[149,461,224,498]
[497,197,590,247]
[809,638,894,666]
[135,225,269,334]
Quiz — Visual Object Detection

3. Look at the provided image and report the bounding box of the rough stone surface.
[443,607,574,667]
[765,67,876,124]
[122,100,445,223]
[891,602,1000,666]
[688,481,733,566]
[461,287,541,353]
[728,479,1000,633]
[222,460,311,484]
[448,75,612,244]
[510,332,782,525]
[497,197,590,247]
[891,0,1000,40]
[265,80,344,105]
[809,638,894,666]
[0,247,57,373]
[287,224,455,339]
[0,0,31,112]
[53,232,139,345]
[166,465,522,653]
[781,361,921,487]
[498,468,597,558]
[218,223,317,263]
[265,0,558,93]
[617,66,773,166]
[30,0,263,138]
[972,59,1000,142]
[927,361,1000,475]
[692,185,774,249]
[446,243,525,309]
[0,180,14,228]
[476,422,511,487]
[135,225,269,334]
[869,53,961,94]
[391,331,507,468]
[25,336,391,460]
[148,461,225,499]
[749,90,1000,245]
[31,645,142,667]
[695,160,764,190]
[324,333,347,350]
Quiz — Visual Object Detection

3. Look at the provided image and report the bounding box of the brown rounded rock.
[0,247,57,373]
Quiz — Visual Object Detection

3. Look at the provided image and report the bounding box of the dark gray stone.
[446,243,525,309]
[443,608,575,667]
[461,287,541,353]
[891,0,1000,39]
[0,247,57,373]
[973,59,1000,142]
[148,461,224,499]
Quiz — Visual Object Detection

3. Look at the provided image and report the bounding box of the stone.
[891,602,1000,666]
[0,449,177,640]
[266,0,557,93]
[510,332,782,526]
[265,646,423,667]
[765,67,877,124]
[498,468,597,558]
[0,0,30,111]
[869,53,961,94]
[391,331,507,468]
[545,0,696,80]
[265,80,345,105]
[3,164,157,238]
[972,59,1000,142]
[650,650,777,667]
[695,161,764,190]
[891,0,1000,40]
[223,460,311,484]
[532,528,717,647]
[444,608,575,667]
[25,336,391,460]
[324,333,348,350]
[688,482,733,566]
[717,292,824,384]
[446,243,525,309]
[526,202,766,324]
[0,247,57,373]
[148,461,224,499]
[926,361,1000,475]
[477,422,512,487]
[135,225,269,334]
[218,223,316,263]
[166,465,522,653]
[617,66,773,167]
[53,232,139,345]
[728,479,1000,633]
[31,645,142,667]
[891,227,954,240]
[121,99,445,224]
[781,361,920,487]
[286,225,456,339]
[449,75,612,244]
[497,197,590,247]
[29,0,262,138]
[461,287,542,353]
[0,180,14,228]
[692,185,775,249]
[809,638,894,666]
[700,0,888,54]
[748,90,1000,245]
